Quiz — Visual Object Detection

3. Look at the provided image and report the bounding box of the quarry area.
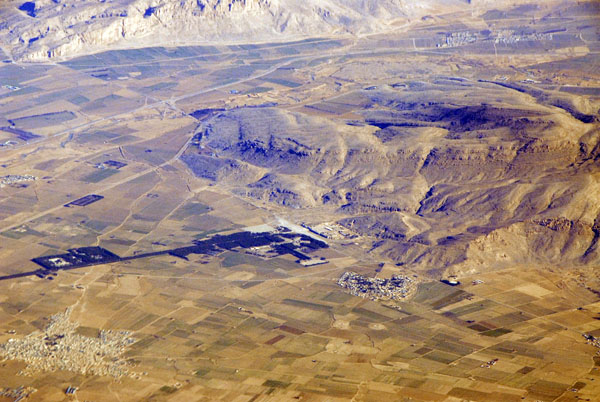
[0,0,599,401]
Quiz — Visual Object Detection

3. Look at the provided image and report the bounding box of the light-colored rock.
[0,0,553,62]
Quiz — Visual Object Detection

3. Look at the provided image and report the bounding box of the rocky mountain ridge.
[181,79,600,276]
[0,0,554,61]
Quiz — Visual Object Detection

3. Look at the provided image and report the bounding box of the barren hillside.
[0,0,559,61]
[182,78,600,276]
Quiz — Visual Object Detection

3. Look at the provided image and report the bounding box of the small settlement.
[337,271,416,301]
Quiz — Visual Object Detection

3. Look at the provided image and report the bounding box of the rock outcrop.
[0,0,550,61]
[181,80,600,275]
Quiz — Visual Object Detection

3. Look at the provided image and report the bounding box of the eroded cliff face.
[2,0,278,60]
[0,0,552,61]
[181,80,600,276]
[0,0,390,60]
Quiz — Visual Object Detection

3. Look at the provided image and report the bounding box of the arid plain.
[1,1,600,401]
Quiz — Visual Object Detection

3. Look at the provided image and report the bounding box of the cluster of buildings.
[480,358,499,368]
[65,386,77,395]
[93,159,127,170]
[0,174,36,188]
[438,31,479,48]
[437,29,553,48]
[584,334,600,350]
[2,84,20,91]
[0,308,137,379]
[337,271,415,301]
[0,386,37,402]
[301,222,356,240]
[495,30,553,44]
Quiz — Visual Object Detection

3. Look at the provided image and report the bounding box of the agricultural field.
[0,1,599,401]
